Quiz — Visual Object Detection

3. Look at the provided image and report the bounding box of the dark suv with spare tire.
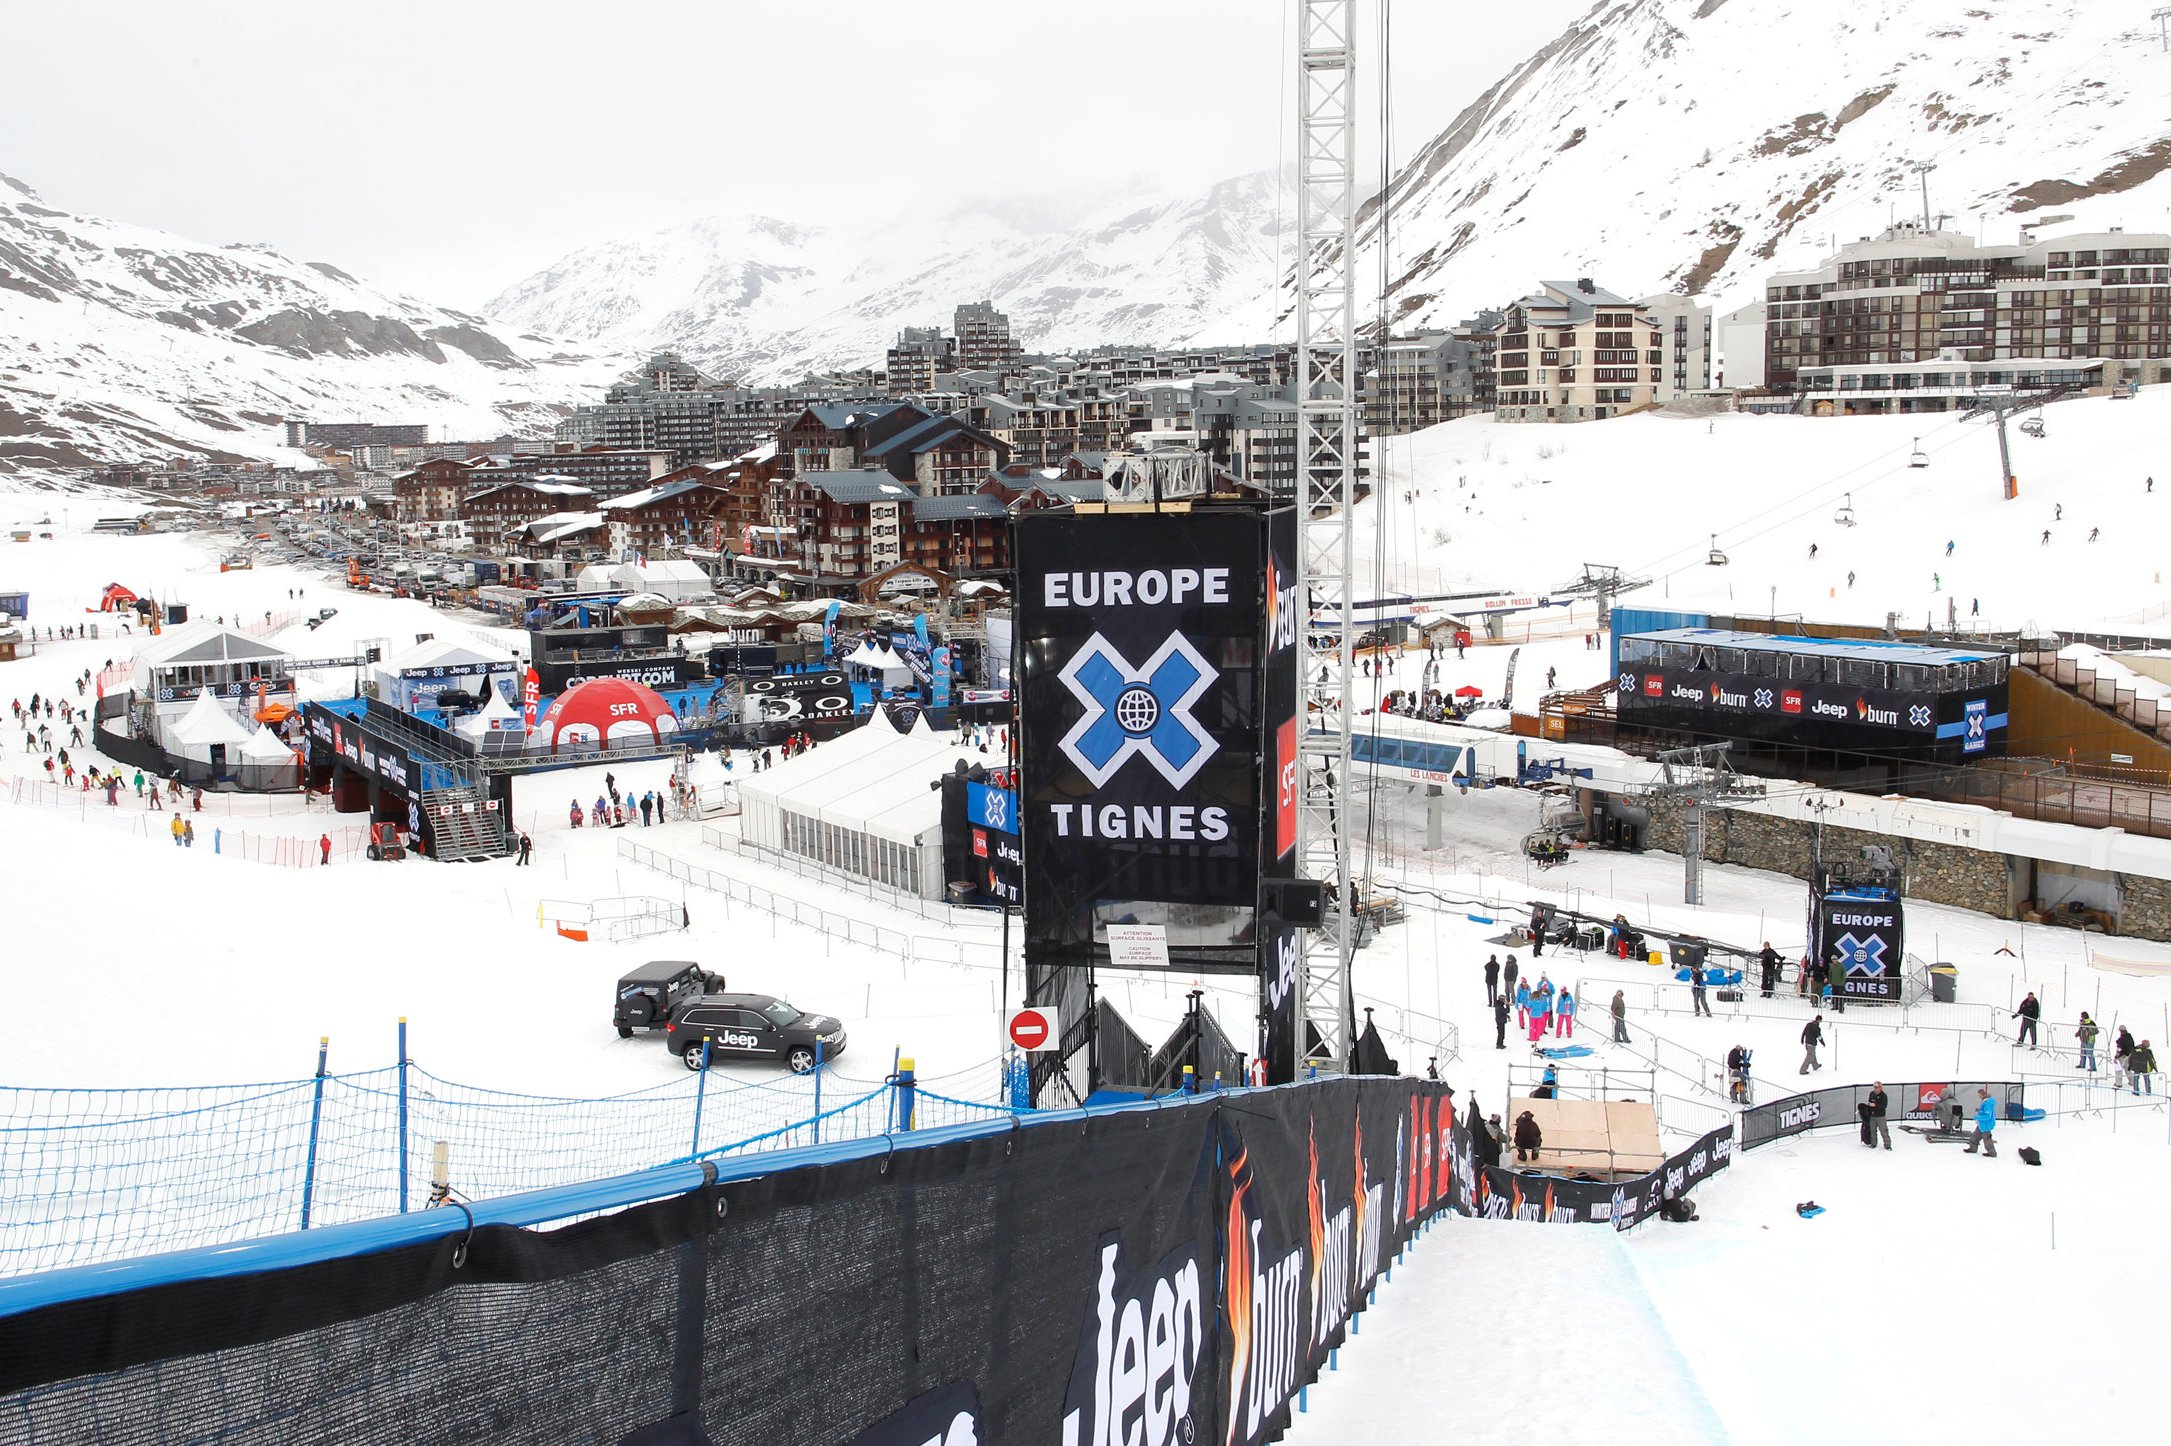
[666,993,846,1073]
[614,960,722,1037]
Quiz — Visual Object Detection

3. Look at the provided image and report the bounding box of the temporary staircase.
[419,781,508,861]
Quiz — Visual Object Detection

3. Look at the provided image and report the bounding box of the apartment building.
[885,327,952,393]
[460,478,597,546]
[496,447,673,498]
[1764,223,2171,406]
[1364,318,1501,435]
[1493,281,1710,423]
[599,480,732,560]
[953,301,1022,373]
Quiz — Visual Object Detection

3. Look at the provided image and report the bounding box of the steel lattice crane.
[1293,0,1361,1073]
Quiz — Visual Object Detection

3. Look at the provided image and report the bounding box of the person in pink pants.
[1556,990,1575,1037]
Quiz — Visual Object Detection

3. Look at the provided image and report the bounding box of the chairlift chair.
[2019,414,2046,439]
[1706,533,1729,567]
[1908,438,1929,469]
[1833,492,1858,527]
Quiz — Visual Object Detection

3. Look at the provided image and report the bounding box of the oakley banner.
[1016,510,1268,971]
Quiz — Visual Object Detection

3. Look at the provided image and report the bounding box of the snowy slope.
[1367,388,2171,636]
[0,171,625,473]
[488,172,1292,383]
[1322,0,2171,329]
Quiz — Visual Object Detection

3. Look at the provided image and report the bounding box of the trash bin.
[1929,964,1957,1003]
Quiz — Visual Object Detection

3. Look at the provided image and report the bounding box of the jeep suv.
[614,959,722,1037]
[666,993,846,1073]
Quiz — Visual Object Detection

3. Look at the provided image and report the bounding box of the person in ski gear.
[1483,954,1501,1006]
[1799,1014,1825,1074]
[2115,1026,2137,1089]
[1865,1083,1892,1150]
[171,814,186,847]
[638,792,654,826]
[2013,992,2041,1048]
[1962,1088,1998,1156]
[319,833,331,865]
[568,799,583,828]
[2075,1013,2100,1072]
[1528,987,1551,1046]
[1758,943,1780,998]
[516,832,533,866]
[1533,1065,1558,1100]
[1690,961,1711,1017]
[2130,1039,2158,1096]
[1493,995,1510,1051]
[1502,953,1519,1002]
[1555,988,1575,1038]
[1514,978,1531,1031]
[1611,989,1629,1044]
[1726,1045,1753,1104]
[182,820,195,849]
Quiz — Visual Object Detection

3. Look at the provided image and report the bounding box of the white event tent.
[734,710,984,898]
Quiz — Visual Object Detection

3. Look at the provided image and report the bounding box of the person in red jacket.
[319,833,332,865]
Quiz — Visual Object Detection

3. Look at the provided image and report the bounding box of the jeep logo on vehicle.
[709,1029,761,1050]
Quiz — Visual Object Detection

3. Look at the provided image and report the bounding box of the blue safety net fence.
[0,1054,1015,1278]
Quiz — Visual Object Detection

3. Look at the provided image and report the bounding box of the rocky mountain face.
[1343,0,2171,327]
[0,171,619,473]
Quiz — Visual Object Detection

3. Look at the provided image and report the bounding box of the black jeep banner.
[1811,888,1906,1003]
[1015,508,1269,974]
[1469,1123,1733,1230]
[0,1077,1464,1446]
[1616,666,2008,762]
[1259,506,1301,1081]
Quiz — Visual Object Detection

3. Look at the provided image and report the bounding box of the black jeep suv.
[666,993,846,1073]
[614,960,722,1037]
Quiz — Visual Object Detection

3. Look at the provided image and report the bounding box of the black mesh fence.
[1,1080,1489,1445]
[1739,1079,2024,1149]
[1093,995,1154,1091]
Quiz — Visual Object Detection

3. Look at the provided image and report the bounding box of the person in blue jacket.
[1514,980,1532,1031]
[1962,1087,1999,1157]
[1555,988,1576,1038]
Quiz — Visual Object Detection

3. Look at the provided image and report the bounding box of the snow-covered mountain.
[1340,0,2171,328]
[489,172,1292,384]
[0,171,623,474]
[497,0,2171,376]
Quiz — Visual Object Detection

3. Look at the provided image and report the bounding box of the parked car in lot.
[666,993,846,1073]
[613,959,722,1037]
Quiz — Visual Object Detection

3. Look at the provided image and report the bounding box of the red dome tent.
[532,677,680,752]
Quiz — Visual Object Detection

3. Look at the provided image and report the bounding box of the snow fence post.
[896,1057,917,1132]
[812,1039,824,1144]
[396,1018,410,1214]
[690,1037,713,1156]
[300,1036,329,1231]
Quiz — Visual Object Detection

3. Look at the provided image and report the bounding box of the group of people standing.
[2057,1004,2156,1093]
[1481,955,1574,1048]
[569,772,665,830]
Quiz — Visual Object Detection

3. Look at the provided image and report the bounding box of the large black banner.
[1468,1123,1733,1230]
[1016,509,1269,974]
[1810,886,1906,1003]
[1616,665,2008,762]
[1259,506,1301,1083]
[0,1078,1462,1446]
[1740,1080,2024,1149]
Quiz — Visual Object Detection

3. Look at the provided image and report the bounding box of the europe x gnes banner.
[1015,510,1266,971]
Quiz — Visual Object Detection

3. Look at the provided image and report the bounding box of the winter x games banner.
[1811,884,1906,1003]
[1015,508,1281,974]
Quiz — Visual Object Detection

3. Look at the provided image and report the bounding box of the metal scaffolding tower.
[1294,0,1359,1071]
[1636,743,1766,905]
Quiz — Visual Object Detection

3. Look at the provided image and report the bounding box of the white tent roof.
[135,621,290,670]
[166,688,254,747]
[457,683,523,737]
[239,725,298,761]
[380,634,515,673]
[737,711,985,848]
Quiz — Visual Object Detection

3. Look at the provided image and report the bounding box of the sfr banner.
[1015,510,1268,973]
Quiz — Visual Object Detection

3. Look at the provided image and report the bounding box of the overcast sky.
[3,0,1588,308]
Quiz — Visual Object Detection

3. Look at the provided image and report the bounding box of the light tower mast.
[1294,0,1360,1072]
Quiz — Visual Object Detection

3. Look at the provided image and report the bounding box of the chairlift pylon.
[1833,492,1858,527]
[1706,533,1729,567]
[1908,438,1929,469]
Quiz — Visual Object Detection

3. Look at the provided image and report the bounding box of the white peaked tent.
[456,683,524,740]
[236,724,301,790]
[735,711,984,898]
[844,641,914,688]
[163,686,254,764]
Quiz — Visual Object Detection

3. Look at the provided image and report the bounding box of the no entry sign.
[1006,1007,1060,1052]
